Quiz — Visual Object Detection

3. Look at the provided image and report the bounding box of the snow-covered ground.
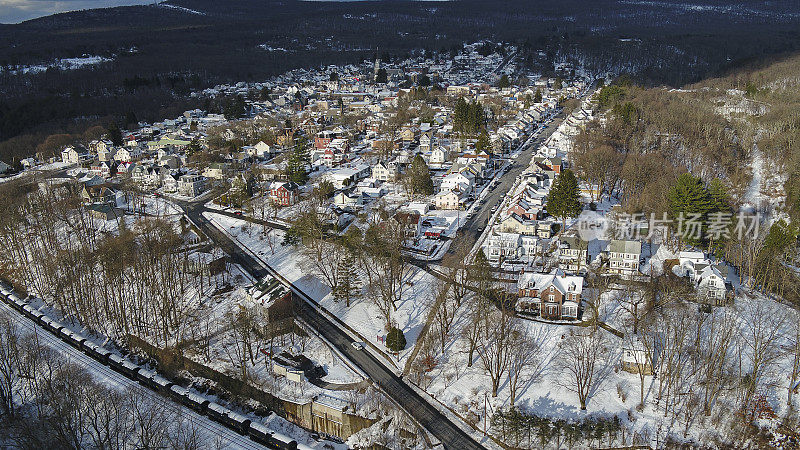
[2,56,112,75]
[422,282,800,447]
[204,211,438,369]
[0,299,308,450]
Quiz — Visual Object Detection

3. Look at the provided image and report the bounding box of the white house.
[327,164,371,189]
[178,174,205,197]
[61,146,82,164]
[558,235,589,273]
[608,240,642,275]
[245,141,272,158]
[484,232,522,262]
[429,147,449,165]
[203,163,231,180]
[696,265,728,303]
[114,147,142,162]
[372,161,398,182]
[621,336,654,375]
[434,189,464,210]
[97,145,117,162]
[440,172,473,193]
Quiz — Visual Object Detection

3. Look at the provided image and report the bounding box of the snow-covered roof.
[518,269,584,296]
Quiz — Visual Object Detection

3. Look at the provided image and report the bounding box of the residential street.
[452,107,568,253]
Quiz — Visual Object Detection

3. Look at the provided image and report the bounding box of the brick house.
[268,181,300,206]
[517,269,584,320]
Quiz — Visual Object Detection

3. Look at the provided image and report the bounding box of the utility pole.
[483,392,487,436]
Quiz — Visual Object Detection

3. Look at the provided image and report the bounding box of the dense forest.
[1,0,800,162]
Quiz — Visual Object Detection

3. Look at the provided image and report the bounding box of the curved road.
[180,206,486,450]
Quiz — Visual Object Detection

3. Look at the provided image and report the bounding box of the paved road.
[180,206,486,450]
[0,299,266,450]
[450,108,568,254]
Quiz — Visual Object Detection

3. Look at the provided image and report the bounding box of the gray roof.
[561,236,587,249]
[609,239,641,255]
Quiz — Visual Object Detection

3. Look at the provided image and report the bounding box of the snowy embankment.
[0,294,305,450]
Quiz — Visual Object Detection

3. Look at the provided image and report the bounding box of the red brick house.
[315,137,332,150]
[268,181,300,206]
[534,156,564,174]
[517,269,583,320]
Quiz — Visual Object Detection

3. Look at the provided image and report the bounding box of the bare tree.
[441,236,472,307]
[83,384,131,449]
[787,311,800,407]
[738,300,786,406]
[508,325,548,406]
[554,329,605,410]
[618,281,647,335]
[691,310,735,416]
[431,280,458,354]
[647,304,692,415]
[224,306,253,382]
[0,315,20,418]
[476,306,517,397]
[461,293,490,368]
[129,388,171,450]
[361,220,414,326]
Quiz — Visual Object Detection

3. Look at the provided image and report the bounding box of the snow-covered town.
[2,32,800,450]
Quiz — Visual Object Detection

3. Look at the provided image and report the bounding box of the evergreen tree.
[453,97,469,133]
[466,101,485,134]
[475,130,491,152]
[187,139,202,155]
[223,95,246,119]
[418,74,431,87]
[375,68,388,84]
[469,249,493,294]
[405,154,434,197]
[533,88,543,103]
[707,178,730,212]
[497,74,511,89]
[546,169,583,230]
[668,173,733,248]
[386,326,406,352]
[106,123,123,146]
[553,77,563,90]
[333,253,360,307]
[285,138,310,184]
[669,174,711,215]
